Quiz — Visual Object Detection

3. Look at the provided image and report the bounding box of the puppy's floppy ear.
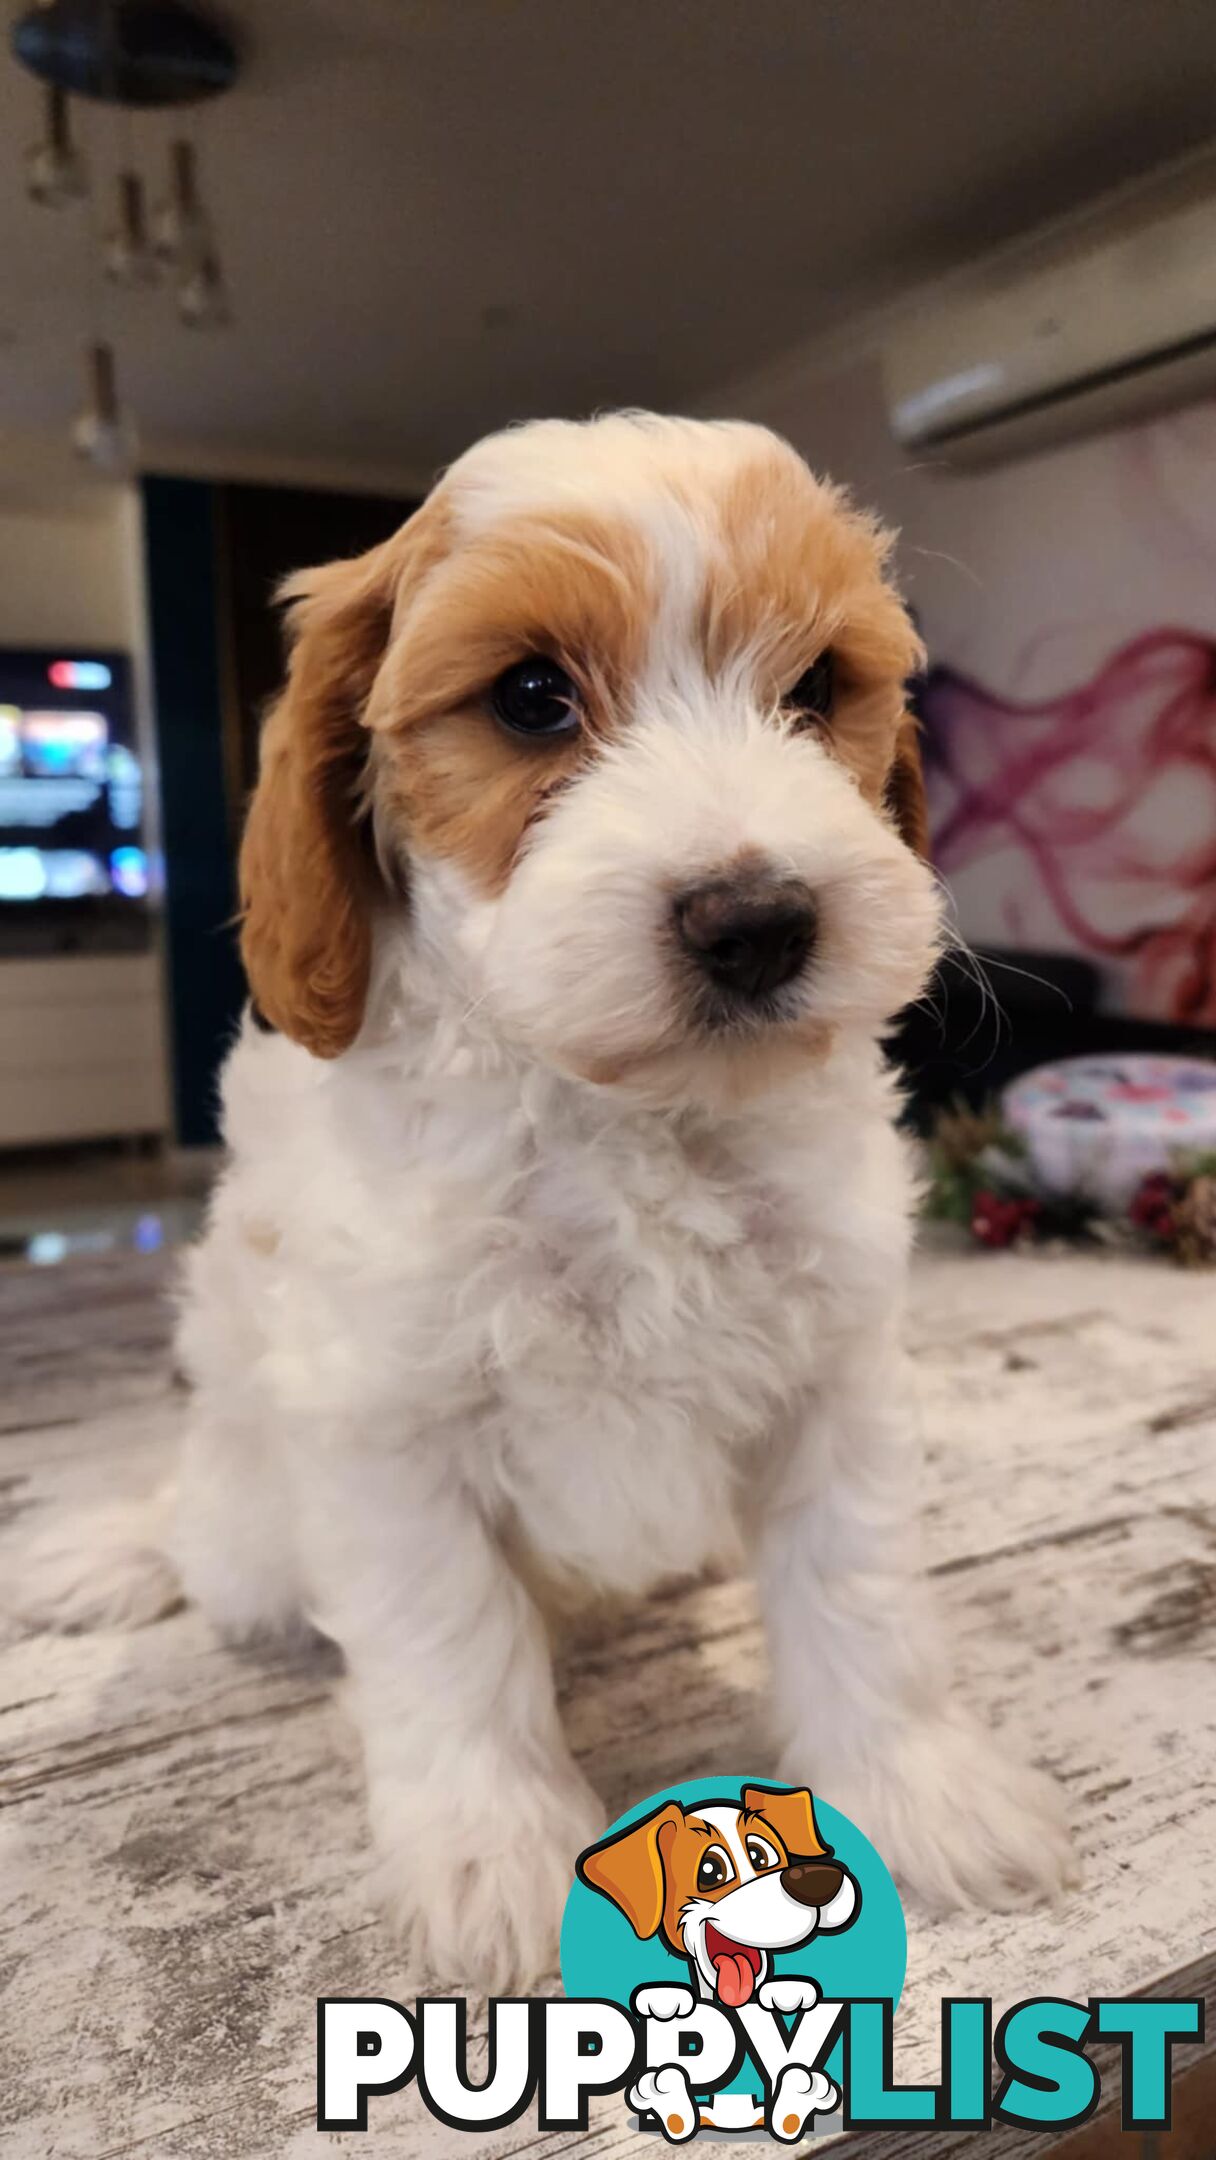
[577,1803,683,1939]
[238,536,400,1057]
[885,714,931,861]
[742,1784,830,1862]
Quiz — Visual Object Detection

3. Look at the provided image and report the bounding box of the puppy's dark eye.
[697,1847,731,1891]
[784,650,835,723]
[492,656,580,738]
[746,1837,778,1872]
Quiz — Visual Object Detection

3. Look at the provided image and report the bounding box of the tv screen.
[0,649,147,906]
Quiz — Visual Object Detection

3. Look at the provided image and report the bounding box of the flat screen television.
[0,648,149,913]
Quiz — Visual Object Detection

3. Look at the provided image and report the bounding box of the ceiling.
[2,0,1215,489]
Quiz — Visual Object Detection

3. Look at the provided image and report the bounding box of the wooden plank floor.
[1,1244,1214,2157]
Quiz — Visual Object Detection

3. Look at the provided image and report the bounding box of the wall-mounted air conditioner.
[883,157,1216,466]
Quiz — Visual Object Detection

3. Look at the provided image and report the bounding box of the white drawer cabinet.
[0,952,170,1146]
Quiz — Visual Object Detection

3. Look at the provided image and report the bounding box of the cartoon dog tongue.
[713,1945,758,2006]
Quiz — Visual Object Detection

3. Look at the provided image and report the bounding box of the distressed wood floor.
[1,1245,1214,2157]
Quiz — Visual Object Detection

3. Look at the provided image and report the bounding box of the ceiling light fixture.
[11,2,242,461]
[103,169,160,285]
[152,139,229,327]
[177,243,229,328]
[12,1,238,107]
[24,81,88,206]
[151,137,208,265]
[71,340,138,475]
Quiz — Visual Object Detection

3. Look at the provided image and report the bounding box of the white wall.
[0,494,140,650]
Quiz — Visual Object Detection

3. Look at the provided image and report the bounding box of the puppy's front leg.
[297,1440,603,1992]
[754,1330,1076,1911]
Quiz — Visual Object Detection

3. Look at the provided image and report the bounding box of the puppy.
[582,1784,855,2137]
[16,414,1074,1989]
[579,1785,858,2006]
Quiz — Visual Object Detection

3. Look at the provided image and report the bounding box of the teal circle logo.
[560,1775,905,2131]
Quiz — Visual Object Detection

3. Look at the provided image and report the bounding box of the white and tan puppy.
[15,414,1074,1989]
[580,1785,859,2006]
[581,1785,855,2137]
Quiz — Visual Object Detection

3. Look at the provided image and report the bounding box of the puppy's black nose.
[674,871,817,1001]
[780,1859,845,1908]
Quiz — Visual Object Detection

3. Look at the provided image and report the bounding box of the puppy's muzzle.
[780,1858,845,1907]
[674,867,817,1004]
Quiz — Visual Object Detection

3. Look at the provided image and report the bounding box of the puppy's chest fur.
[455,1112,835,1592]
[218,1033,910,1596]
[504,1122,813,1363]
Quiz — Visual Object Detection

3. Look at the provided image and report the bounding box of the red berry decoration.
[971,1189,1042,1249]
[1129,1171,1178,1245]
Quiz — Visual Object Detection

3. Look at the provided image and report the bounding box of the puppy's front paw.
[3,1505,181,1634]
[758,1974,820,2015]
[629,2065,697,2143]
[372,1764,605,1994]
[634,1984,696,2021]
[786,1712,1078,1913]
[771,2063,840,2139]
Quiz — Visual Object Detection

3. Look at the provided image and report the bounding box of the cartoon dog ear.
[742,1784,831,1862]
[885,714,930,861]
[577,1803,683,1940]
[239,503,447,1058]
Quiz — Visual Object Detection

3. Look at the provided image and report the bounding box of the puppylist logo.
[568,1780,879,2138]
[316,1776,1203,2141]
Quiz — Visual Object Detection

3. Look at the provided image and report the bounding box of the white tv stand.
[0,945,170,1149]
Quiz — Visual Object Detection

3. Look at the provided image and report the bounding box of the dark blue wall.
[141,476,243,1147]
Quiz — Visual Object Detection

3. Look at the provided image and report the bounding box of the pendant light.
[71,341,138,475]
[177,243,230,329]
[24,82,87,207]
[151,138,208,265]
[103,171,159,286]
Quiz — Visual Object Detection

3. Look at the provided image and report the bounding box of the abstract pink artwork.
[921,628,1216,1023]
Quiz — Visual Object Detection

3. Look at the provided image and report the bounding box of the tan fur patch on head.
[368,509,652,895]
[705,439,925,828]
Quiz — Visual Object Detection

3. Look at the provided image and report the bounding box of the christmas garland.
[923,1099,1216,1264]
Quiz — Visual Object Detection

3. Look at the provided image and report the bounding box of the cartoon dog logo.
[577,1784,860,2137]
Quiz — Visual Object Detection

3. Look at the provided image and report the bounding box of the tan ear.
[742,1784,831,1862]
[577,1803,683,1939]
[239,535,405,1058]
[885,713,931,860]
